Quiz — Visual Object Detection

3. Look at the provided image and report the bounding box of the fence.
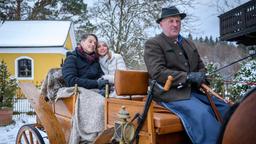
[13,96,35,118]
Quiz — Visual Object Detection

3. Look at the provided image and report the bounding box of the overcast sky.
[85,0,249,39]
[187,1,221,39]
[185,0,248,39]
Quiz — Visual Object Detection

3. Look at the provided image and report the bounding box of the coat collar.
[160,33,183,45]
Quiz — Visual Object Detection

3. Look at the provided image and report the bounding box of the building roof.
[0,20,76,47]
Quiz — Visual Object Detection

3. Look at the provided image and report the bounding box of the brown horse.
[218,87,256,144]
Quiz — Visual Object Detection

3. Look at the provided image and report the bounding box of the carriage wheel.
[16,124,45,144]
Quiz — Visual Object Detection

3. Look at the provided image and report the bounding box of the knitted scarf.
[77,46,98,64]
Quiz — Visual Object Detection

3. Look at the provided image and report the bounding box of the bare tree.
[196,41,247,79]
[210,0,247,14]
[89,0,196,69]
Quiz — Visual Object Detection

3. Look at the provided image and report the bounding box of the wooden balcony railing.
[219,0,256,45]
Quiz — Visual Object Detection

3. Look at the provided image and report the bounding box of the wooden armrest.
[53,85,78,118]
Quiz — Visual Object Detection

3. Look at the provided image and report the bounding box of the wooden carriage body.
[105,70,188,144]
[17,82,77,143]
[16,69,189,144]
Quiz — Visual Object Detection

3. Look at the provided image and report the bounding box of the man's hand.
[187,72,206,88]
[97,79,109,89]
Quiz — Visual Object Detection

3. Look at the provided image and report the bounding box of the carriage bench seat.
[154,112,183,134]
[105,70,187,144]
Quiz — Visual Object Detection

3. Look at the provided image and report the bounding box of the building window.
[15,57,34,80]
[18,59,31,77]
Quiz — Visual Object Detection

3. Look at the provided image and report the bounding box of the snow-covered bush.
[229,59,256,102]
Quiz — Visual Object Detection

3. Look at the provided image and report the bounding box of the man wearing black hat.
[144,6,230,144]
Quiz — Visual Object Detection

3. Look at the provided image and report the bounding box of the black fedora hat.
[156,6,186,23]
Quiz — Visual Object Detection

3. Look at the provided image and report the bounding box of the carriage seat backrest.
[109,70,185,140]
[41,68,66,100]
[114,70,149,96]
[41,67,76,118]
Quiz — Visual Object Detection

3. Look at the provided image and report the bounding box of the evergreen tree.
[188,33,193,40]
[0,60,17,108]
[0,0,94,37]
[195,37,198,42]
[215,37,219,43]
[204,36,209,44]
[229,59,256,102]
[199,37,203,42]
[206,63,225,96]
[209,36,215,45]
[0,1,5,22]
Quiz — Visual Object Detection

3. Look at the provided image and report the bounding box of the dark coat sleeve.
[62,54,98,89]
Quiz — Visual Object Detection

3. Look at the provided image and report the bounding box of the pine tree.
[188,33,193,40]
[195,37,198,42]
[0,0,94,37]
[0,60,17,108]
[0,0,7,22]
[215,37,219,43]
[209,36,214,45]
[204,36,209,44]
[199,37,203,42]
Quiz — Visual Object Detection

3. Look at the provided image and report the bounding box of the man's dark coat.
[144,33,206,102]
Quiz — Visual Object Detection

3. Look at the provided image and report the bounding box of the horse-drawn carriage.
[14,0,256,143]
[16,67,254,144]
[16,69,188,144]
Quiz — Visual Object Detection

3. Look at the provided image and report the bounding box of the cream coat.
[99,50,126,84]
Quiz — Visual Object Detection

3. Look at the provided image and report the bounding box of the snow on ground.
[0,98,36,144]
[0,114,36,144]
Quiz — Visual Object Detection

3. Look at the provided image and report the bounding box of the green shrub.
[0,60,18,108]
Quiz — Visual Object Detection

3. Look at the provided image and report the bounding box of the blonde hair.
[97,41,112,59]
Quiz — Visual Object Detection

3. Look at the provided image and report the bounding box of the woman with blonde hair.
[97,41,126,84]
[96,41,126,96]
